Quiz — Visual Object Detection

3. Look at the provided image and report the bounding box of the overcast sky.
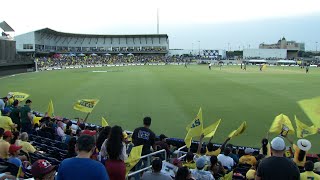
[2,0,320,50]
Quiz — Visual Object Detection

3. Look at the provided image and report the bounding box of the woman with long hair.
[175,166,195,180]
[105,125,127,180]
[96,126,111,151]
[293,139,311,168]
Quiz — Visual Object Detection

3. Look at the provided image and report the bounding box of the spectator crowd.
[1,93,320,180]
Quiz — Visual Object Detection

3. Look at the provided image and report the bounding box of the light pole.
[198,41,200,57]
[316,42,318,53]
[192,43,194,55]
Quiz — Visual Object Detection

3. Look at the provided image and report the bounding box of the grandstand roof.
[34,28,168,38]
[0,21,14,32]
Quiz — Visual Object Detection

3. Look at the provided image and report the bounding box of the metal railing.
[127,149,167,178]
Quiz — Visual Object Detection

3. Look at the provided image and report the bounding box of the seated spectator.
[56,121,66,139]
[300,161,320,180]
[105,126,127,180]
[225,144,239,164]
[190,157,214,180]
[207,155,225,179]
[314,162,320,174]
[175,166,195,180]
[256,137,300,180]
[57,135,109,180]
[0,131,13,159]
[96,126,111,151]
[245,158,260,180]
[62,129,72,144]
[0,173,16,179]
[173,158,183,168]
[16,132,36,153]
[0,108,17,131]
[194,134,209,164]
[141,159,172,180]
[183,152,196,169]
[66,137,77,158]
[31,159,56,180]
[155,134,171,157]
[239,148,256,166]
[10,131,20,145]
[217,147,234,170]
[8,144,23,167]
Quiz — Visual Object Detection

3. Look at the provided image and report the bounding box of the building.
[259,37,305,58]
[243,49,287,59]
[168,49,226,59]
[0,21,16,63]
[15,28,169,55]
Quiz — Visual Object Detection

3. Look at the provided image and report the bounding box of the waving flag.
[125,145,143,176]
[298,96,320,127]
[184,108,203,148]
[269,114,295,135]
[101,117,109,127]
[228,121,247,138]
[295,115,317,138]
[203,119,221,138]
[11,92,30,102]
[47,100,54,118]
[73,99,99,113]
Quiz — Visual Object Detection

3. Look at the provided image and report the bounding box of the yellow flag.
[298,96,320,128]
[228,121,247,138]
[102,117,109,127]
[125,145,143,176]
[12,92,30,101]
[184,108,203,148]
[17,166,22,178]
[203,119,221,138]
[224,170,233,180]
[269,113,295,134]
[47,99,54,118]
[295,115,317,138]
[73,99,99,113]
[33,116,42,125]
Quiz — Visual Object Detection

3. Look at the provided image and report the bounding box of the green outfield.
[1,65,320,152]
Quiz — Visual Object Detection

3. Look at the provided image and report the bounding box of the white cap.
[297,139,311,151]
[244,148,254,154]
[271,137,286,151]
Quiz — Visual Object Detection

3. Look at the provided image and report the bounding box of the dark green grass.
[1,65,320,152]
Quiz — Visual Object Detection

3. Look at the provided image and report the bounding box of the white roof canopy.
[0,21,14,32]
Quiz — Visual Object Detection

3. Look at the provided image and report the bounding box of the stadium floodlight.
[118,53,124,56]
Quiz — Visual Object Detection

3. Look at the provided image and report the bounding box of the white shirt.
[217,154,234,170]
[190,169,214,180]
[0,99,5,110]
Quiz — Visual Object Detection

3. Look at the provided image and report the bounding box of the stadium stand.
[0,94,320,179]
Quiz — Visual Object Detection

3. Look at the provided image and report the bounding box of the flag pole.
[83,112,91,123]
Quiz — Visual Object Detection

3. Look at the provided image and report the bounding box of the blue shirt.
[57,158,109,180]
[8,157,22,167]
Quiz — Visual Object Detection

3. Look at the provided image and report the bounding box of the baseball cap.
[159,134,168,141]
[271,137,286,151]
[246,169,256,180]
[31,159,55,178]
[2,107,11,115]
[314,162,320,172]
[81,129,96,136]
[245,148,254,154]
[9,144,22,154]
[196,157,206,169]
[3,131,13,138]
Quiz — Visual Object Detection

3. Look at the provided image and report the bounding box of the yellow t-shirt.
[206,148,221,156]
[183,161,196,169]
[293,144,307,167]
[300,171,320,180]
[0,140,10,159]
[239,155,257,166]
[259,143,271,157]
[0,116,14,131]
[17,140,36,153]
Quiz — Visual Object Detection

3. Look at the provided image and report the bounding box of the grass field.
[1,65,320,152]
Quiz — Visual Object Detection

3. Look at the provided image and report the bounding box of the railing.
[127,149,167,179]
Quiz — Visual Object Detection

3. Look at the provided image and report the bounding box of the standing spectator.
[239,148,256,166]
[155,134,170,157]
[175,166,195,180]
[207,155,225,179]
[57,135,109,180]
[8,144,23,167]
[256,137,300,180]
[206,137,231,156]
[96,126,111,151]
[16,132,36,153]
[217,147,234,170]
[132,117,156,156]
[259,138,271,157]
[20,99,33,134]
[0,108,16,131]
[190,157,214,180]
[66,137,77,158]
[9,100,21,131]
[0,97,8,115]
[31,159,57,180]
[293,139,311,168]
[57,121,66,139]
[0,131,12,159]
[141,159,172,180]
[300,161,320,180]
[105,126,127,180]
[226,144,239,164]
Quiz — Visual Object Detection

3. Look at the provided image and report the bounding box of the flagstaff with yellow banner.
[101,117,109,127]
[228,121,247,139]
[73,99,99,123]
[11,92,30,102]
[298,96,320,128]
[125,145,143,176]
[295,115,317,138]
[47,99,54,118]
[203,119,221,138]
[269,113,295,136]
[184,108,203,148]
